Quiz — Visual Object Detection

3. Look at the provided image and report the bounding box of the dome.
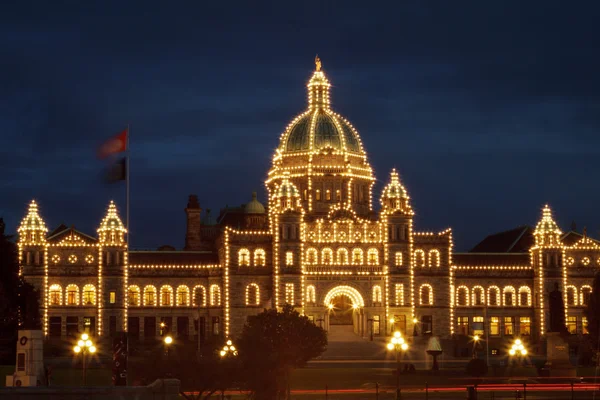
[244,192,265,214]
[18,200,48,234]
[278,56,365,156]
[276,177,300,198]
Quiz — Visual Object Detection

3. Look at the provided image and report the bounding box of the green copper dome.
[284,112,362,153]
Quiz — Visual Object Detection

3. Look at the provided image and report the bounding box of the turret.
[380,169,413,249]
[184,195,202,250]
[18,200,48,269]
[243,192,267,229]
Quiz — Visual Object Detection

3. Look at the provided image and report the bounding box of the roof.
[47,225,98,244]
[561,231,600,246]
[453,253,530,267]
[129,251,219,265]
[470,226,534,253]
[284,112,362,153]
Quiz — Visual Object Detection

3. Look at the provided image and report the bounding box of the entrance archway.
[323,286,365,338]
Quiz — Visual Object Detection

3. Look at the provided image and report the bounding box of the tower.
[97,201,128,335]
[184,195,202,250]
[532,204,563,337]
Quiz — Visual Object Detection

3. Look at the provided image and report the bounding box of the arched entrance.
[323,286,365,338]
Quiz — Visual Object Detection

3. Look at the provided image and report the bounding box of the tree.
[584,272,600,349]
[0,218,41,340]
[238,305,328,400]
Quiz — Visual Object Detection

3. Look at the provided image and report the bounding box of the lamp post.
[367,318,374,341]
[509,338,527,366]
[472,335,480,359]
[412,318,419,336]
[73,333,96,386]
[220,339,238,358]
[387,331,409,400]
[164,335,173,376]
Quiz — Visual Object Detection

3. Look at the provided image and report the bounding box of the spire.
[97,200,127,245]
[380,169,413,215]
[307,56,331,110]
[534,204,562,246]
[18,200,48,244]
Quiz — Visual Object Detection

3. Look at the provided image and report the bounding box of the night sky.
[1,1,599,251]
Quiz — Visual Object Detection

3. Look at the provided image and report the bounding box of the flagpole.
[126,124,130,243]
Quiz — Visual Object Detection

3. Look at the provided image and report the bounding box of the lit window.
[583,317,589,334]
[109,291,116,304]
[566,286,577,306]
[210,284,221,306]
[245,283,260,306]
[488,286,500,306]
[193,285,206,307]
[322,248,333,265]
[177,286,189,306]
[472,287,484,306]
[518,286,531,306]
[372,285,382,303]
[306,248,318,265]
[489,317,500,336]
[367,248,379,265]
[456,286,469,306]
[457,316,469,335]
[315,189,321,200]
[428,250,440,267]
[82,284,96,305]
[238,248,250,267]
[66,284,79,305]
[285,251,294,266]
[394,252,402,267]
[325,190,331,201]
[567,316,577,334]
[503,286,515,306]
[337,248,349,265]
[414,250,425,267]
[335,189,341,201]
[128,286,140,306]
[160,285,173,306]
[306,285,316,303]
[143,286,156,306]
[352,249,363,265]
[472,316,484,336]
[420,284,433,305]
[581,286,592,306]
[395,284,404,306]
[519,317,531,336]
[504,317,514,335]
[285,283,294,305]
[49,284,62,306]
[254,249,266,266]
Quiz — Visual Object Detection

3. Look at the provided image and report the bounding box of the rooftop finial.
[315,54,322,71]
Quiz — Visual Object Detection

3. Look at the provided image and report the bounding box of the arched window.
[372,285,382,303]
[428,249,440,267]
[472,286,484,306]
[414,249,425,267]
[456,286,469,306]
[352,248,364,265]
[566,285,578,306]
[66,284,79,306]
[518,286,532,306]
[306,285,316,303]
[420,284,433,305]
[82,284,96,306]
[193,285,207,307]
[395,284,404,306]
[160,285,173,306]
[128,285,140,306]
[285,251,294,266]
[210,284,221,306]
[306,248,318,265]
[367,248,379,265]
[337,248,349,265]
[245,283,260,306]
[254,249,266,266]
[394,252,403,267]
[581,285,592,306]
[143,286,156,306]
[177,285,190,306]
[49,284,62,306]
[503,286,516,306]
[488,286,500,306]
[238,248,250,267]
[322,248,333,265]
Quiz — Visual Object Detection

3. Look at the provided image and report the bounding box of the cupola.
[18,200,48,244]
[533,204,561,247]
[97,201,127,245]
[380,169,413,215]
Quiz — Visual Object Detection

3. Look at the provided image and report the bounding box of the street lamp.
[387,331,409,400]
[163,335,174,376]
[220,339,238,357]
[412,318,419,336]
[509,339,527,356]
[73,333,96,386]
[472,335,480,359]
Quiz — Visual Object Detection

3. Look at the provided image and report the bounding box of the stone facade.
[17,63,598,347]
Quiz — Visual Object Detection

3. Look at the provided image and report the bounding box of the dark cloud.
[1,1,599,250]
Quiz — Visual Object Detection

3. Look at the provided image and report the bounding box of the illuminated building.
[18,58,597,343]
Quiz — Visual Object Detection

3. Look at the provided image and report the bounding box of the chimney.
[184,195,202,250]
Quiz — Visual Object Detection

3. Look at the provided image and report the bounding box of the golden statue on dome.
[315,55,322,71]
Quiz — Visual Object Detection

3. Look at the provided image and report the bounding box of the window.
[66,316,78,337]
[303,189,307,200]
[238,248,250,267]
[567,316,577,334]
[394,252,402,267]
[285,283,294,305]
[212,317,220,336]
[583,317,589,334]
[144,286,156,306]
[254,249,266,266]
[109,291,116,304]
[428,250,440,267]
[489,317,500,336]
[82,284,96,305]
[177,286,190,306]
[504,317,514,336]
[372,285,382,304]
[372,315,380,335]
[581,286,592,306]
[518,287,531,306]
[160,285,173,306]
[306,285,316,303]
[210,284,221,306]
[566,286,577,306]
[367,248,379,265]
[352,249,363,264]
[335,189,341,201]
[456,286,469,306]
[285,251,294,266]
[128,286,140,306]
[472,316,484,336]
[49,317,61,337]
[307,248,318,265]
[66,284,79,306]
[316,190,321,200]
[519,317,531,336]
[420,284,433,305]
[472,287,484,306]
[503,286,515,306]
[325,189,331,201]
[393,315,407,336]
[68,254,77,264]
[49,284,62,305]
[245,284,260,306]
[193,285,207,307]
[395,284,404,306]
[457,316,469,335]
[322,248,333,265]
[414,250,425,267]
[337,248,349,265]
[83,316,95,336]
[488,287,500,306]
[421,315,433,335]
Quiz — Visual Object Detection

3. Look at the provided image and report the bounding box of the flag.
[98,129,127,159]
[104,157,127,183]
